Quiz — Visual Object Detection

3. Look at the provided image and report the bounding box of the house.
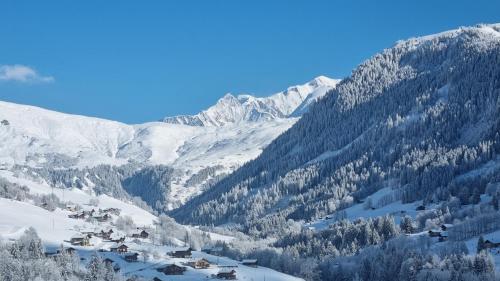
[428,230,442,238]
[416,205,426,211]
[441,224,453,231]
[93,213,111,222]
[157,264,186,275]
[110,243,128,253]
[132,230,149,239]
[168,247,192,258]
[241,259,258,267]
[99,229,114,239]
[70,234,90,246]
[61,247,76,255]
[124,253,139,262]
[68,212,85,219]
[216,269,237,280]
[66,204,77,212]
[484,240,500,249]
[103,207,121,215]
[187,258,210,269]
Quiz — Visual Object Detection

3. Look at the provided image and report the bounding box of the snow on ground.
[308,187,421,230]
[0,174,300,281]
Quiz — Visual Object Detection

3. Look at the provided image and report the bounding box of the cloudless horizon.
[1,0,499,123]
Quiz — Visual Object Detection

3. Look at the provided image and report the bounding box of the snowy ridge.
[162,76,339,126]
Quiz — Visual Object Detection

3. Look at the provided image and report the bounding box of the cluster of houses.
[67,207,118,222]
[427,224,453,242]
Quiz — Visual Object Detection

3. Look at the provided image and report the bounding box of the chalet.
[441,224,453,231]
[216,269,237,280]
[111,236,126,243]
[84,209,96,216]
[187,258,211,269]
[93,213,111,222]
[124,253,139,262]
[416,205,426,211]
[241,259,258,267]
[168,247,192,258]
[484,240,500,249]
[428,230,442,238]
[68,212,85,219]
[104,208,121,215]
[98,229,114,239]
[57,247,76,255]
[110,243,128,253]
[70,234,90,246]
[66,204,77,212]
[132,230,149,239]
[157,264,186,275]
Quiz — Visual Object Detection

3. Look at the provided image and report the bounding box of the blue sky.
[1,1,499,123]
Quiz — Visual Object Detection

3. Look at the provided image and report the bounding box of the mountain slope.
[171,24,500,228]
[162,76,339,126]
[0,76,335,210]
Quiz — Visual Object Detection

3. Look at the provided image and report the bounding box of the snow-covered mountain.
[0,76,336,210]
[162,76,339,126]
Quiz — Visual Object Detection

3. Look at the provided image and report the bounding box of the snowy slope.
[163,76,339,126]
[0,173,301,281]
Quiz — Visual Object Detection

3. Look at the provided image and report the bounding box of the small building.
[132,230,149,239]
[68,212,85,219]
[124,253,139,262]
[428,230,442,238]
[110,243,128,253]
[484,240,500,249]
[217,269,237,280]
[70,234,90,246]
[99,229,114,239]
[241,259,258,267]
[168,247,192,258]
[416,205,426,211]
[187,258,210,269]
[93,213,111,222]
[157,264,186,275]
[440,224,453,231]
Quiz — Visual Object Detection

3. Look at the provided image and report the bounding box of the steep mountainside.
[162,76,339,126]
[172,24,500,229]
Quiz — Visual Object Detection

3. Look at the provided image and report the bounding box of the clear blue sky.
[1,0,499,123]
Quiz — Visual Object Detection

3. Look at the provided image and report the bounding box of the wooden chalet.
[68,212,85,219]
[70,234,90,246]
[132,230,149,239]
[98,229,114,239]
[187,258,211,269]
[168,247,192,258]
[124,252,139,262]
[103,207,121,215]
[484,240,500,249]
[241,259,258,267]
[157,264,186,275]
[217,269,237,280]
[441,224,453,231]
[110,243,128,253]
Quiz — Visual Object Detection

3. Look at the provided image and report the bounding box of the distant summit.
[162,76,340,127]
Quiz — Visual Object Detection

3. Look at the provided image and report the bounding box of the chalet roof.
[110,243,128,249]
[218,268,236,274]
[242,259,257,263]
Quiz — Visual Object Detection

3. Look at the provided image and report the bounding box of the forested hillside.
[172,24,500,229]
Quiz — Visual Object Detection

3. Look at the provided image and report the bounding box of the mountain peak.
[162,76,340,127]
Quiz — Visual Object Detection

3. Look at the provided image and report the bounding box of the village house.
[93,213,111,222]
[68,212,85,219]
[441,224,453,231]
[110,243,128,253]
[186,258,211,269]
[157,264,186,275]
[131,229,149,239]
[103,207,121,215]
[168,247,192,258]
[484,240,500,249]
[241,259,258,267]
[216,269,237,280]
[124,252,139,262]
[98,228,114,239]
[70,234,90,246]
